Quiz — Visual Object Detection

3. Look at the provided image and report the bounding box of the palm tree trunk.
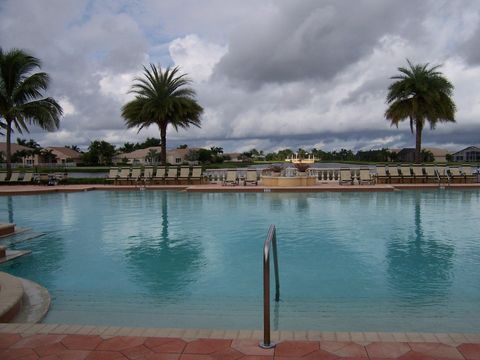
[6,119,12,179]
[160,123,167,165]
[414,120,423,164]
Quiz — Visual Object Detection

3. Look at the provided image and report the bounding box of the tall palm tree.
[122,65,203,165]
[385,60,456,163]
[0,48,63,178]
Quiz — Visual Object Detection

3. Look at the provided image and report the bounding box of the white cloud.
[1,0,480,152]
[169,35,227,83]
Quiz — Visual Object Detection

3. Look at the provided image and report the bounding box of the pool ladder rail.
[259,224,280,349]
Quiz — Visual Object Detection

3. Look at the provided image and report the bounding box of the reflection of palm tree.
[386,193,454,302]
[125,192,203,295]
[7,196,13,223]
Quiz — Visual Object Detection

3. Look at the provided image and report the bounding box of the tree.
[81,140,115,165]
[65,145,80,152]
[145,148,159,164]
[122,65,203,165]
[385,60,456,163]
[0,48,62,178]
[40,148,57,163]
[17,138,40,149]
[177,144,188,149]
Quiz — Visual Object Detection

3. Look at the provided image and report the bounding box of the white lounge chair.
[339,169,353,185]
[358,168,372,185]
[223,170,238,185]
[244,170,258,185]
[190,167,203,184]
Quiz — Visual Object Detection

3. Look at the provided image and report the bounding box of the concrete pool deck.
[1,182,480,196]
[1,323,480,359]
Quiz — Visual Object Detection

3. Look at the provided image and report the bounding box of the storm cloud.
[0,0,479,152]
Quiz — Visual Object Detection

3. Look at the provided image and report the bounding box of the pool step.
[0,272,24,322]
[0,228,45,246]
[0,223,15,237]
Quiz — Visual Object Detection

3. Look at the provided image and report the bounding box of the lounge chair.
[117,168,131,185]
[375,166,389,184]
[153,167,166,184]
[448,167,465,183]
[461,165,477,183]
[177,166,190,184]
[106,168,119,183]
[424,166,438,183]
[21,172,34,183]
[0,173,7,183]
[436,165,450,184]
[37,173,57,186]
[339,168,353,185]
[358,168,372,185]
[165,167,179,183]
[143,167,154,184]
[244,170,258,185]
[8,172,20,183]
[399,166,414,183]
[190,167,203,184]
[411,166,425,183]
[130,168,142,184]
[223,170,238,185]
[387,166,402,184]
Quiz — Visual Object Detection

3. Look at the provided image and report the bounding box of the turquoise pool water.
[1,190,479,332]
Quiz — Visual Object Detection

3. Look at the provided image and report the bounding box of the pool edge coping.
[1,183,480,196]
[1,323,479,345]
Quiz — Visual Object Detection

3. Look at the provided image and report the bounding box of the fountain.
[260,154,317,187]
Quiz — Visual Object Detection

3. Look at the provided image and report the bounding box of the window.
[175,157,182,164]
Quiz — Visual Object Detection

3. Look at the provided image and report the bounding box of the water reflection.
[124,192,203,295]
[386,193,454,303]
[7,196,13,223]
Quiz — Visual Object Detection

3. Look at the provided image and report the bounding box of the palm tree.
[0,48,62,178]
[145,148,159,164]
[122,65,203,165]
[385,60,456,163]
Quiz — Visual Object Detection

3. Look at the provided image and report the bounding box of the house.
[395,147,449,163]
[46,147,82,165]
[0,143,82,166]
[0,143,35,165]
[113,147,196,165]
[451,146,480,162]
[224,153,243,162]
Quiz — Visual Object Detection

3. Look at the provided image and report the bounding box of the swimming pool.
[1,190,479,332]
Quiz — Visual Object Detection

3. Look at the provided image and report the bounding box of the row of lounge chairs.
[339,165,477,185]
[374,165,476,184]
[106,166,203,185]
[223,169,258,186]
[0,172,35,184]
[0,172,64,185]
[339,168,374,185]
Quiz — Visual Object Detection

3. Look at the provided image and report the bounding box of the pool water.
[1,190,479,332]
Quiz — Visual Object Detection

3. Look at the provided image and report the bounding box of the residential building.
[224,153,243,162]
[113,147,196,165]
[0,143,82,166]
[395,147,449,163]
[451,146,480,162]
[46,147,82,165]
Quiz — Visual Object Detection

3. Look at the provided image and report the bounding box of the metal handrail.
[259,224,280,349]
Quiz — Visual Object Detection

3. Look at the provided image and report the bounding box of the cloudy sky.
[1,0,479,153]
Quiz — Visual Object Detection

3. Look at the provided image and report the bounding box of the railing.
[259,225,280,349]
[204,165,480,184]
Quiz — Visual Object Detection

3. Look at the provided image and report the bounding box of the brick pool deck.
[1,323,480,359]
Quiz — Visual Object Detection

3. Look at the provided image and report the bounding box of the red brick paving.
[0,333,479,360]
